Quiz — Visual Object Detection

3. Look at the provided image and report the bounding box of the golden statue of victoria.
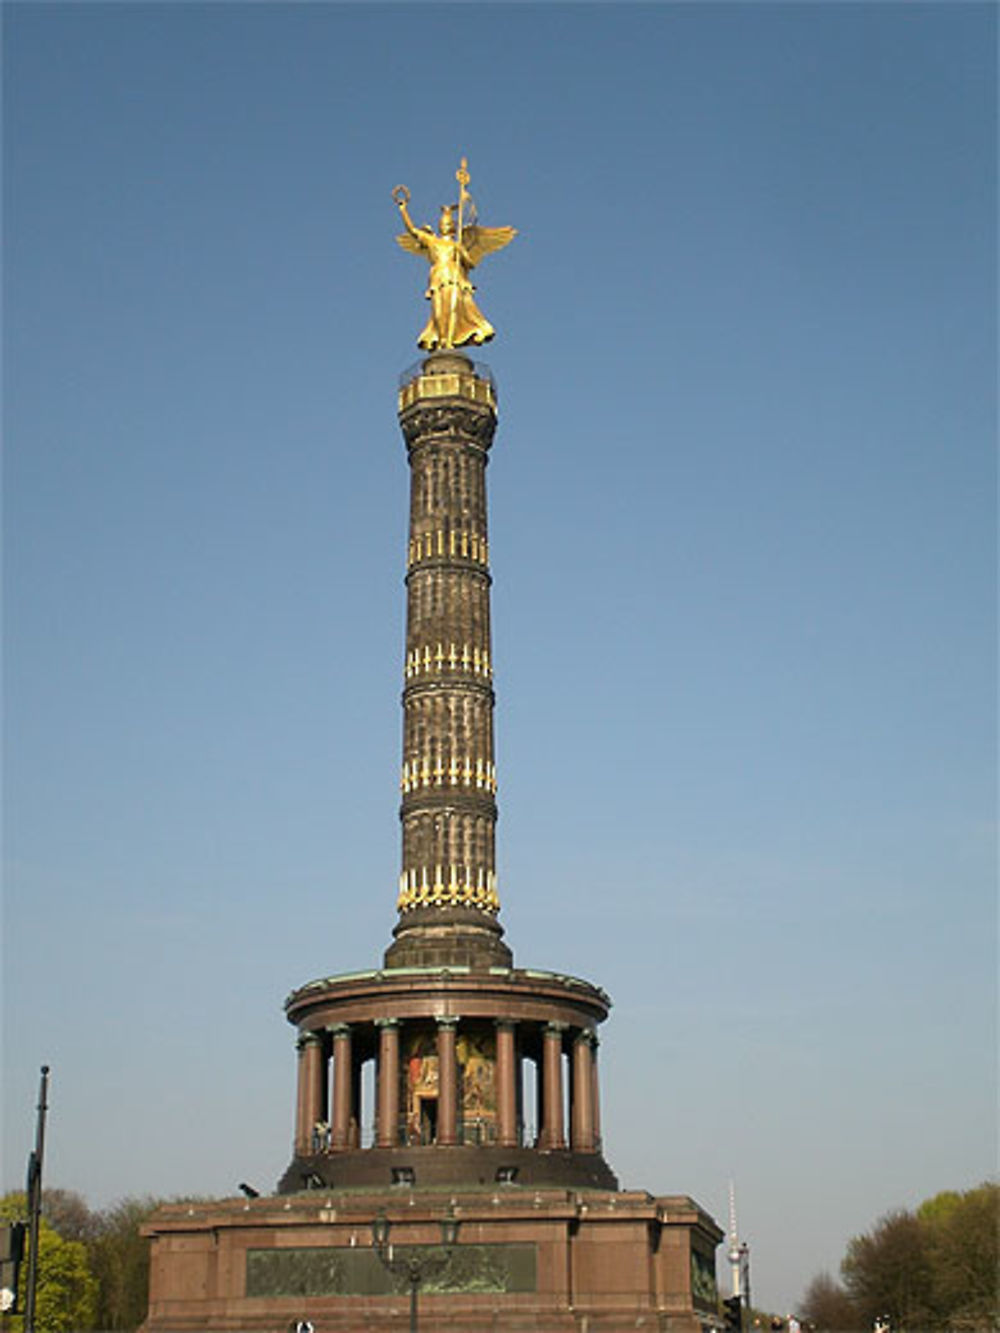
[393,158,516,350]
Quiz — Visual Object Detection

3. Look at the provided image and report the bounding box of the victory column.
[141,162,723,1333]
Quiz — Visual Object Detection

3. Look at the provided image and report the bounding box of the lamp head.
[439,1205,459,1248]
[371,1210,390,1250]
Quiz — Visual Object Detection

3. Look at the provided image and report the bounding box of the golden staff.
[447,156,470,348]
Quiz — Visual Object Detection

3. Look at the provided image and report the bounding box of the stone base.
[142,1187,723,1333]
[278,1144,618,1194]
[384,905,513,971]
[283,964,614,1190]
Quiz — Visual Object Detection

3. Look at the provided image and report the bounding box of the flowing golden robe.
[417,232,494,350]
[395,188,515,351]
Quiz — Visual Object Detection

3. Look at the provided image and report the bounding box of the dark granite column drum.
[391,351,507,972]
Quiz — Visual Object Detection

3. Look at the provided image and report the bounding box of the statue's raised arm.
[393,185,430,255]
[393,161,516,351]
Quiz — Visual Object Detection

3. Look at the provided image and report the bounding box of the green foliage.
[801,1182,999,1333]
[0,1194,98,1333]
[921,1182,998,1331]
[88,1196,160,1331]
[30,1225,99,1333]
[842,1209,933,1330]
[916,1190,963,1228]
[1,1188,169,1332]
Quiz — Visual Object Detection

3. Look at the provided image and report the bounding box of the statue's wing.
[396,232,426,257]
[464,224,517,268]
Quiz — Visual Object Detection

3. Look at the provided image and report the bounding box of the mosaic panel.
[246,1243,536,1297]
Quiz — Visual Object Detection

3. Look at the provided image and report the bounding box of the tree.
[829,1184,999,1333]
[39,1189,101,1245]
[0,1194,97,1333]
[799,1271,862,1332]
[922,1183,998,1332]
[841,1209,933,1332]
[5,1187,219,1333]
[89,1196,161,1331]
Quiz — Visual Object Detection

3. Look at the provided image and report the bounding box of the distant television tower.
[728,1180,741,1299]
[728,1180,751,1307]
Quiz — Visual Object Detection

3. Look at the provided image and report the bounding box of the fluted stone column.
[294,1037,309,1154]
[534,1053,544,1147]
[296,1032,324,1154]
[571,1030,596,1152]
[330,1024,353,1150]
[387,354,512,972]
[495,1020,518,1147]
[436,1017,459,1146]
[349,1054,362,1148]
[376,1019,401,1148]
[541,1022,567,1150]
[591,1035,602,1148]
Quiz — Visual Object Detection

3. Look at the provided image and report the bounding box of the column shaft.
[296,1035,324,1154]
[308,1035,326,1150]
[330,1026,353,1150]
[591,1040,602,1148]
[541,1024,566,1150]
[349,1055,362,1148]
[294,1039,308,1155]
[571,1031,596,1151]
[376,1021,401,1148]
[496,1021,518,1147]
[534,1054,544,1146]
[437,1019,459,1146]
[396,361,500,924]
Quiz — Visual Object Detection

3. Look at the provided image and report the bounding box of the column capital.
[436,1014,460,1029]
[328,1023,352,1039]
[494,1017,517,1032]
[544,1021,569,1037]
[298,1031,323,1050]
[574,1028,598,1048]
[375,1017,400,1030]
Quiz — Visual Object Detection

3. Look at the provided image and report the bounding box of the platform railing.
[303,1118,578,1154]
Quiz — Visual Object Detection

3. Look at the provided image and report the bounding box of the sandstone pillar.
[571,1029,596,1152]
[329,1024,353,1150]
[349,1054,362,1148]
[296,1032,324,1154]
[541,1022,567,1150]
[376,1019,401,1148]
[495,1019,518,1147]
[436,1017,459,1146]
[591,1035,603,1148]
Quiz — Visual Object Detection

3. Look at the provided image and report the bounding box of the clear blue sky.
[3,1,995,1315]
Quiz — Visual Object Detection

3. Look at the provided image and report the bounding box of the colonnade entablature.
[282,965,615,1193]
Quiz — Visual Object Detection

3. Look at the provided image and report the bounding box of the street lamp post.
[739,1242,751,1314]
[371,1205,459,1333]
[23,1067,49,1333]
